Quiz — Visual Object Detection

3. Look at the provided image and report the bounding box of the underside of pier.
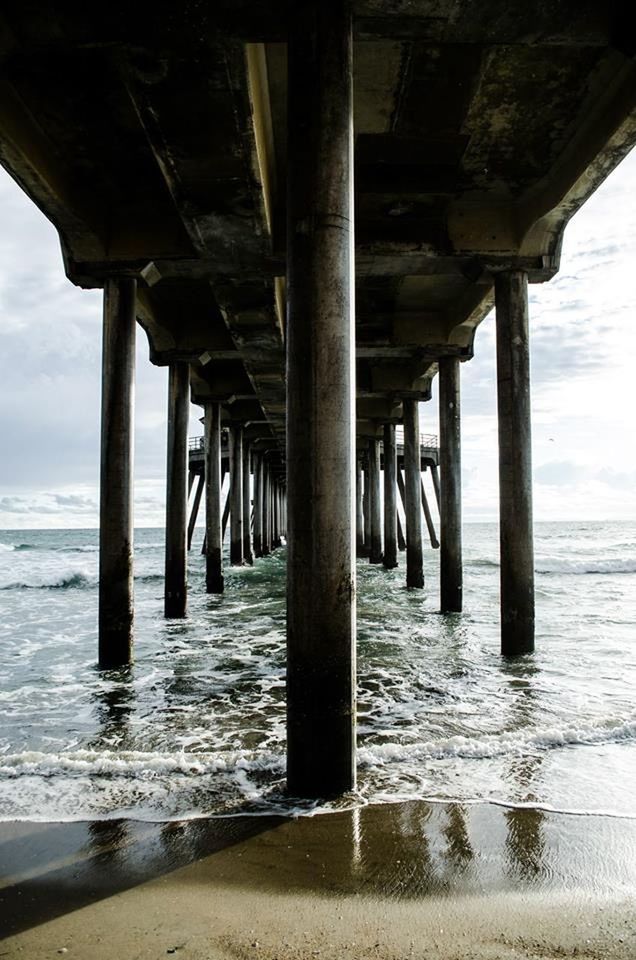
[0,0,634,794]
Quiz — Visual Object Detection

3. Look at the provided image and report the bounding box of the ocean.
[0,521,634,823]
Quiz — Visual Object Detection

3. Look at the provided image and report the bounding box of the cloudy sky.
[0,149,635,528]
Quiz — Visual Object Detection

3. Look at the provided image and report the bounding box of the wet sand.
[1,801,635,959]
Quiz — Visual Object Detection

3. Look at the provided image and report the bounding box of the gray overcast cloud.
[0,148,635,527]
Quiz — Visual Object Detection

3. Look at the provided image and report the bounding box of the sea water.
[0,522,634,822]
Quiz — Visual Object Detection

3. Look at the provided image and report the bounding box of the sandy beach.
[1,800,634,959]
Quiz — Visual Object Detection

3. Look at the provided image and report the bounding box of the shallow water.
[0,521,634,821]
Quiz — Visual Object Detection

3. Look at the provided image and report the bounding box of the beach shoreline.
[1,799,634,959]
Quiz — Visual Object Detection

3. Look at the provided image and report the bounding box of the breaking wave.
[0,570,94,590]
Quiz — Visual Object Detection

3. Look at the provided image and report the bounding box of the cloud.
[534,461,587,487]
[596,468,636,491]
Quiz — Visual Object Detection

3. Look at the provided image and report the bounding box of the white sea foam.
[358,716,636,767]
[0,748,283,779]
[0,568,95,590]
[536,556,636,575]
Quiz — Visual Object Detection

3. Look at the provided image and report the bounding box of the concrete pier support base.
[495,270,535,655]
[253,453,263,558]
[355,460,366,558]
[230,424,244,566]
[403,399,424,589]
[439,357,463,612]
[363,462,371,557]
[164,362,189,619]
[368,438,383,564]
[243,442,254,565]
[286,0,356,798]
[383,424,398,569]
[262,463,271,556]
[204,403,224,594]
[98,277,136,668]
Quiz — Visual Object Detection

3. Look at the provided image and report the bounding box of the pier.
[0,1,634,797]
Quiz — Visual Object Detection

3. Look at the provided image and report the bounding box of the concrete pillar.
[397,512,406,552]
[439,357,463,612]
[262,460,271,556]
[243,441,254,564]
[368,437,383,564]
[430,462,441,510]
[187,473,204,550]
[355,459,366,558]
[363,460,371,554]
[495,270,535,654]
[253,452,263,558]
[230,423,244,566]
[164,362,189,618]
[421,476,439,550]
[383,423,398,569]
[403,399,424,589]
[98,277,136,668]
[272,481,280,549]
[286,0,355,797]
[204,402,224,593]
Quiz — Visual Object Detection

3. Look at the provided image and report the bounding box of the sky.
[0,149,635,528]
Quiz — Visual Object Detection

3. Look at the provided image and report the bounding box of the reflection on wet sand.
[500,655,547,879]
[1,799,635,941]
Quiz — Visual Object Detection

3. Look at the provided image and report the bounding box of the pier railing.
[189,431,438,457]
[395,427,438,449]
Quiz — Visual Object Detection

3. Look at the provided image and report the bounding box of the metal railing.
[395,427,438,449]
[190,431,438,454]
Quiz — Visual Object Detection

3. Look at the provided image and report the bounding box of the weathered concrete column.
[403,399,424,588]
[439,357,463,612]
[262,461,271,556]
[253,452,263,558]
[204,402,224,593]
[164,362,189,618]
[187,473,204,550]
[287,0,355,797]
[383,423,398,569]
[363,460,371,553]
[273,482,281,549]
[98,277,136,667]
[368,437,383,564]
[495,271,535,654]
[242,441,254,565]
[421,476,439,550]
[230,424,244,566]
[355,459,366,558]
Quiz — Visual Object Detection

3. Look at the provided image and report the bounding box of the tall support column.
[242,441,254,565]
[98,277,136,667]
[439,357,463,612]
[368,437,383,564]
[287,0,355,797]
[253,452,263,558]
[403,399,424,589]
[230,424,244,566]
[262,461,271,556]
[355,459,366,558]
[363,460,371,553]
[421,476,439,550]
[495,271,535,654]
[164,362,189,618]
[383,423,398,569]
[187,473,204,550]
[204,402,224,593]
[272,482,280,549]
